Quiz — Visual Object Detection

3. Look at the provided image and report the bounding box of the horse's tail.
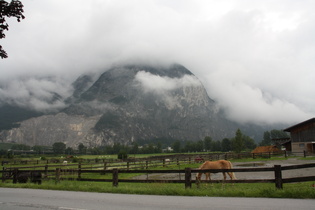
[227,161,237,180]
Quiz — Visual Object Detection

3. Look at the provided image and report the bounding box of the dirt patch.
[132,158,315,180]
[233,158,315,180]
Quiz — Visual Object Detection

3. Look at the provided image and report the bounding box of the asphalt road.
[1,188,315,210]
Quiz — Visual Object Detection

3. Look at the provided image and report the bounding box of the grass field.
[1,179,315,199]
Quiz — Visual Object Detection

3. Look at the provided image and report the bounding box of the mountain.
[0,64,273,148]
[0,104,43,131]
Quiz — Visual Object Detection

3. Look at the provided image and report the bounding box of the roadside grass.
[299,156,315,161]
[1,180,315,199]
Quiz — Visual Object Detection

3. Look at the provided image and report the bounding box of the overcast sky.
[0,0,314,126]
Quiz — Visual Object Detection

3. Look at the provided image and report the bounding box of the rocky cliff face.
[0,64,239,147]
[0,113,100,147]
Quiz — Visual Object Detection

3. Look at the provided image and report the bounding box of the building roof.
[251,145,280,154]
[283,118,315,132]
[272,137,290,143]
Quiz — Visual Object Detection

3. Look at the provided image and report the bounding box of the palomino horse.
[196,160,236,183]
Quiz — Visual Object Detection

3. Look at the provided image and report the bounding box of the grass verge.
[1,180,315,199]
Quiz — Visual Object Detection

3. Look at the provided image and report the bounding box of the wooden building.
[283,118,315,153]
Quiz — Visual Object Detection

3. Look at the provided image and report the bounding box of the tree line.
[2,128,282,158]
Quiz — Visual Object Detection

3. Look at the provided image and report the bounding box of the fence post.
[112,168,118,187]
[252,153,255,159]
[274,165,283,189]
[284,150,287,158]
[2,167,5,183]
[163,159,166,167]
[304,150,306,158]
[44,165,48,178]
[13,168,18,184]
[146,160,148,169]
[185,168,192,189]
[78,163,81,180]
[127,161,130,170]
[55,168,60,184]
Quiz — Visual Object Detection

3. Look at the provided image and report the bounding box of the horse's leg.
[203,173,208,186]
[223,172,227,180]
[204,173,208,186]
[207,173,214,186]
[196,173,201,188]
[221,172,227,187]
[228,172,235,186]
[228,172,233,180]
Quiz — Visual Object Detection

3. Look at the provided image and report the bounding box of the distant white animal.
[62,161,68,165]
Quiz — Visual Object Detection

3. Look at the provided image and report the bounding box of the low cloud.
[0,76,73,112]
[207,79,312,125]
[134,71,200,94]
[0,0,314,125]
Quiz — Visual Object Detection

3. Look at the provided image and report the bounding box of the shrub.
[118,150,128,160]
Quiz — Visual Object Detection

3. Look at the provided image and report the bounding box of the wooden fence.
[1,151,289,167]
[0,150,289,176]
[2,163,315,189]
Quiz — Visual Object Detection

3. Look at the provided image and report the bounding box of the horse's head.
[196,172,202,181]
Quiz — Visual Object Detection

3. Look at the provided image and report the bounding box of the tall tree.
[11,143,30,150]
[270,129,290,139]
[203,136,212,151]
[243,136,257,150]
[0,0,25,58]
[212,140,221,151]
[232,129,244,153]
[130,142,139,154]
[260,131,272,146]
[221,138,231,152]
[260,129,290,146]
[155,142,162,153]
[183,141,192,152]
[172,140,181,153]
[112,143,122,154]
[195,140,204,152]
[65,147,74,155]
[52,142,66,154]
[78,143,87,154]
[32,145,44,154]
